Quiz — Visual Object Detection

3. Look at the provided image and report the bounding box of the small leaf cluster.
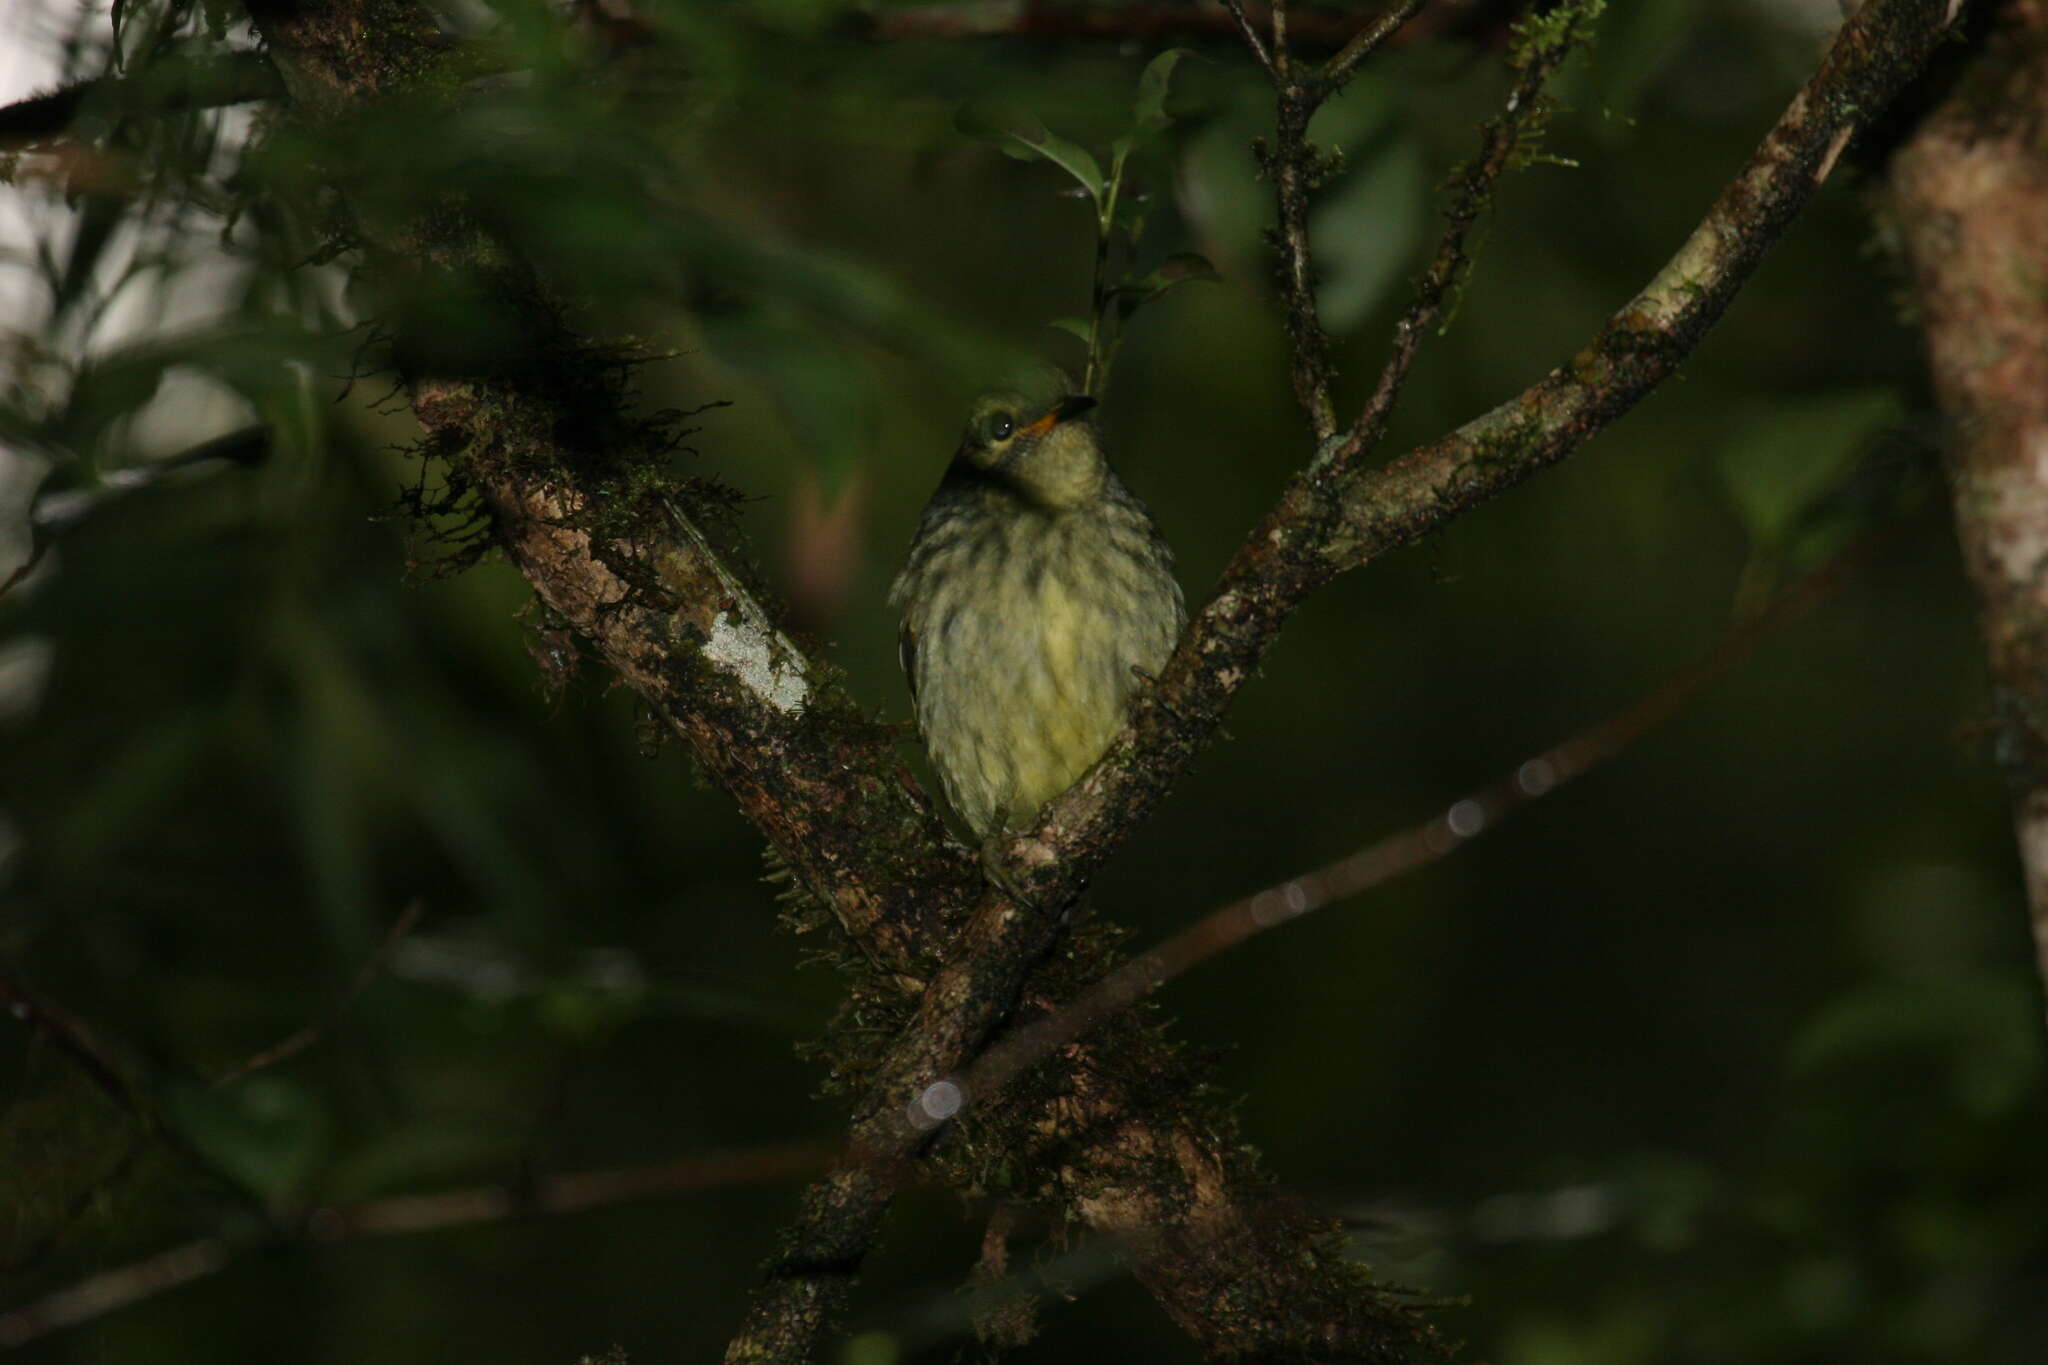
[957,49,1217,396]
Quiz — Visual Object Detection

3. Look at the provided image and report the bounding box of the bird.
[890,388,1185,845]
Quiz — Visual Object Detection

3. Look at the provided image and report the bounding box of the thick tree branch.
[623,0,1955,1352]
[1317,1,1954,535]
[413,386,971,977]
[740,9,1952,1352]
[240,5,1443,1361]
[1890,0,2048,1023]
[996,0,1956,925]
[232,1,1954,1361]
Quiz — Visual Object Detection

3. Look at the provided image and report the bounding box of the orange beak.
[1017,394,1097,440]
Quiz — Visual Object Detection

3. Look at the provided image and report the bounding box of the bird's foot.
[979,827,1038,912]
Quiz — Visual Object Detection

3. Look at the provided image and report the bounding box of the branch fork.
[212,0,1968,1361]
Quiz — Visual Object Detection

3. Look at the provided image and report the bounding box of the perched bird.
[891,389,1185,841]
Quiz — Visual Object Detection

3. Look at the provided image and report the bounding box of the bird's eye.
[984,413,1015,442]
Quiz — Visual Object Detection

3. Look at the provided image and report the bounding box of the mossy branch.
[232,1,1957,1363]
[998,0,1958,928]
[237,3,1451,1363]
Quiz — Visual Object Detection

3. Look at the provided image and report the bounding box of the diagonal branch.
[1324,1,1434,91]
[239,10,1430,1360]
[958,532,1880,1113]
[235,1,1955,1362]
[1000,0,1957,928]
[0,1142,829,1349]
[212,898,426,1087]
[1315,0,1945,558]
[0,973,143,1121]
[737,9,1952,1353]
[417,393,973,976]
[1220,0,1275,77]
[557,1,1958,1355]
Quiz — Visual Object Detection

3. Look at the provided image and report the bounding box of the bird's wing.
[898,621,918,705]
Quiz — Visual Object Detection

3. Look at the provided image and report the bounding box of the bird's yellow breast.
[893,488,1183,837]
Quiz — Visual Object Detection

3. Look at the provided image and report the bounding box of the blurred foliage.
[1,0,2044,1363]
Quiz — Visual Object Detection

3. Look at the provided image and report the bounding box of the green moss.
[1510,0,1608,72]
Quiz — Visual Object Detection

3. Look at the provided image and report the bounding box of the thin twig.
[213,898,426,1087]
[1220,0,1276,77]
[0,540,51,601]
[0,1240,232,1350]
[1346,8,1593,466]
[1233,2,1334,444]
[1266,79,1337,439]
[1240,0,1442,442]
[953,533,1880,1115]
[1322,0,1433,91]
[0,974,141,1119]
[0,1142,829,1349]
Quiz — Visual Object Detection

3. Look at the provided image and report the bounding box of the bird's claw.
[979,827,1039,913]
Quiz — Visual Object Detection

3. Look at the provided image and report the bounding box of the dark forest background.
[2,0,2044,1361]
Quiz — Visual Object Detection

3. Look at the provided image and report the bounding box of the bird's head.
[954,391,1103,511]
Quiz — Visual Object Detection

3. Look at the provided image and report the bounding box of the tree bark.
[230,0,1959,1358]
[239,5,1454,1360]
[1890,0,2048,1021]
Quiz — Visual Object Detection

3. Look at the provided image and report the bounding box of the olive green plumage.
[891,390,1185,838]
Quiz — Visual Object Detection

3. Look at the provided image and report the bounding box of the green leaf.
[1048,317,1093,342]
[1715,389,1903,551]
[1112,48,1197,162]
[956,98,1105,202]
[1110,252,1218,318]
[692,298,879,489]
[669,209,1019,379]
[1581,0,1698,138]
[1024,129,1107,202]
[1308,135,1430,334]
[955,97,1047,159]
[163,1077,330,1207]
[1130,48,1194,138]
[1786,977,2043,1120]
[1130,49,1196,131]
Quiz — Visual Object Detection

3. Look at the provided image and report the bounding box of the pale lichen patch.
[1980,442,2048,590]
[704,610,810,713]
